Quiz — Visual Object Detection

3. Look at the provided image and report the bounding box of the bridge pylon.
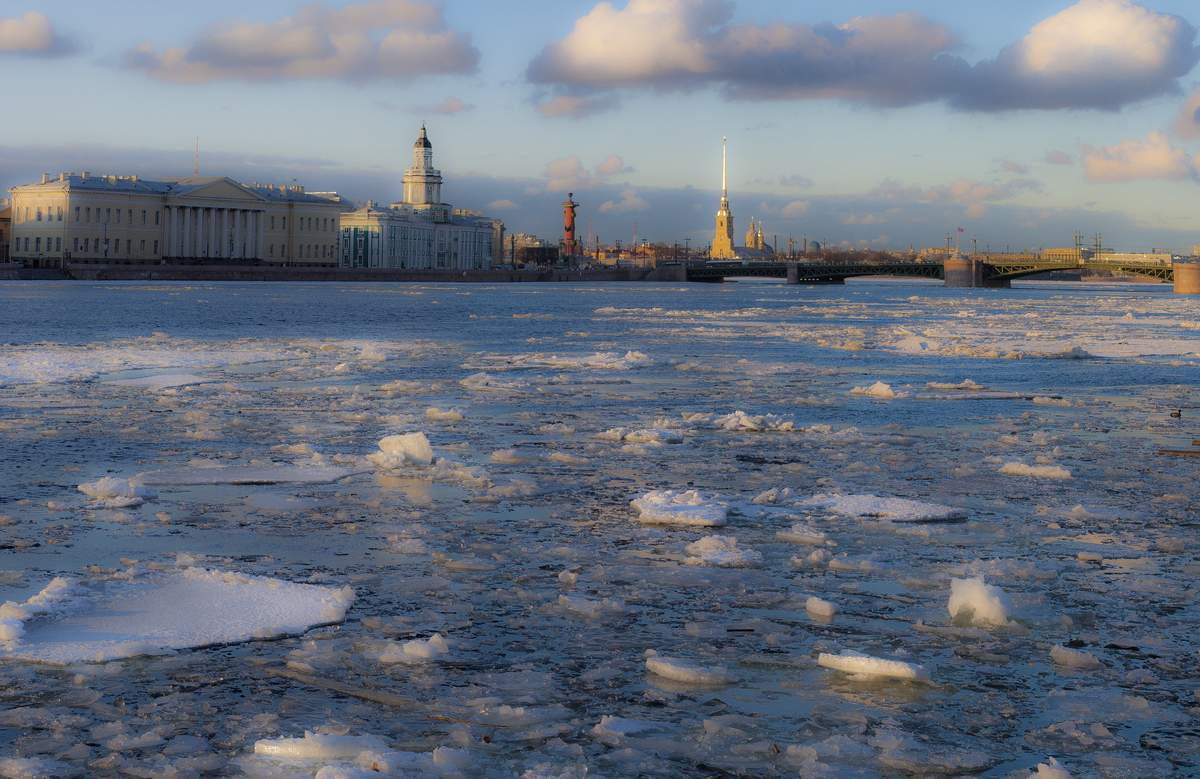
[1175,261,1200,294]
[943,256,1009,288]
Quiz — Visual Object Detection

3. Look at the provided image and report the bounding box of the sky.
[3,0,1200,252]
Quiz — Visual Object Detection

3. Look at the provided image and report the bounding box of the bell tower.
[403,124,443,208]
[711,137,736,259]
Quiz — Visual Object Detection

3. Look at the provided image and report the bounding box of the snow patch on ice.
[375,633,449,664]
[645,653,733,685]
[368,433,435,469]
[710,410,795,432]
[799,494,966,523]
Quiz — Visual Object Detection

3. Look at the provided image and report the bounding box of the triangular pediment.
[170,177,265,203]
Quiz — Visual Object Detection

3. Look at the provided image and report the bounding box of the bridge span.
[659,257,1199,293]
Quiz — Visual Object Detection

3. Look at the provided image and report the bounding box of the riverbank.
[0,262,688,283]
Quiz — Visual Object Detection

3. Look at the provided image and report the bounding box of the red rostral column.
[562,192,579,257]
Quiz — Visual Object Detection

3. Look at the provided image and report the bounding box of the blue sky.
[3,0,1200,251]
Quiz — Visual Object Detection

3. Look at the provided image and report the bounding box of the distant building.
[0,204,10,262]
[8,172,342,267]
[709,138,774,260]
[711,137,736,260]
[340,126,501,270]
[1041,247,1083,264]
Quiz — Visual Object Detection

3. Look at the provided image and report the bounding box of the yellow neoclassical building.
[9,172,344,267]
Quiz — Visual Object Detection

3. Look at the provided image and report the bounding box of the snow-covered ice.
[948,577,1010,626]
[645,653,733,685]
[367,432,435,469]
[683,535,762,567]
[817,652,931,683]
[798,493,966,522]
[77,476,156,509]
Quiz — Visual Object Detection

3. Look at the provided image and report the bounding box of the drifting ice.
[800,494,966,523]
[0,568,354,665]
[77,476,156,509]
[684,535,762,567]
[645,653,733,685]
[948,577,1010,626]
[631,490,728,527]
[817,651,931,683]
[368,432,435,469]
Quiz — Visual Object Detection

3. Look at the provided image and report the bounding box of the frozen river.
[0,279,1197,777]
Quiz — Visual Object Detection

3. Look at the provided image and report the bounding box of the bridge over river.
[662,256,1199,294]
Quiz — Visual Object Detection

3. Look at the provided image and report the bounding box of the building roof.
[14,173,175,194]
[13,173,339,205]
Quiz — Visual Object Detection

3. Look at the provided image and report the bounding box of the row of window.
[16,236,161,256]
[266,243,337,259]
[21,206,162,227]
[265,215,335,232]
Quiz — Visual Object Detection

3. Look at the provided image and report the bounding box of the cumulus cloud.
[1083,132,1198,181]
[527,0,1199,113]
[487,199,519,211]
[872,177,1041,219]
[125,0,479,83]
[0,11,75,56]
[544,154,632,192]
[781,200,810,218]
[1172,88,1200,139]
[599,189,650,213]
[1045,149,1075,165]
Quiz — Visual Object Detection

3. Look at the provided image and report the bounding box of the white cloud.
[125,0,478,83]
[528,0,1199,113]
[781,200,810,218]
[487,199,519,211]
[1083,132,1198,181]
[0,11,74,56]
[599,189,650,213]
[1045,149,1075,166]
[1173,88,1200,139]
[535,93,620,119]
[871,177,1041,219]
[543,154,632,192]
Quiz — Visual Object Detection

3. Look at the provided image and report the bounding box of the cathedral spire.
[721,136,728,200]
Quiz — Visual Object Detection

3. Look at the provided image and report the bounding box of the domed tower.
[403,124,443,208]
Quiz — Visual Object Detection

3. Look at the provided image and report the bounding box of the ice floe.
[77,477,156,509]
[631,490,728,527]
[1051,645,1102,670]
[798,494,966,523]
[243,731,470,778]
[683,535,762,567]
[367,432,435,469]
[709,410,795,432]
[805,596,837,618]
[817,651,931,683]
[850,381,907,399]
[948,577,1010,626]
[1000,462,1072,480]
[0,567,354,664]
[645,652,733,685]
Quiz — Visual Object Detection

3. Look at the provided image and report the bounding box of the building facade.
[0,204,10,262]
[340,127,502,271]
[9,173,342,267]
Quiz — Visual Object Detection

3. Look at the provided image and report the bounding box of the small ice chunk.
[1050,645,1102,670]
[645,654,733,685]
[367,432,434,469]
[424,407,463,423]
[490,448,528,465]
[817,651,930,683]
[77,477,156,509]
[253,731,387,760]
[376,633,449,664]
[557,594,624,619]
[776,523,828,545]
[1032,756,1071,778]
[805,596,837,618]
[684,535,761,567]
[1000,462,1072,480]
[948,577,1009,627]
[591,715,658,741]
[711,410,795,432]
[631,490,727,527]
[850,381,906,399]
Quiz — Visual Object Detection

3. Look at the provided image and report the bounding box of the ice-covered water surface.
[0,279,1196,777]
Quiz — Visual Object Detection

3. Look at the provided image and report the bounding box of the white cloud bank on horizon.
[125,0,478,83]
[528,0,1199,114]
[1083,132,1200,181]
[0,10,75,56]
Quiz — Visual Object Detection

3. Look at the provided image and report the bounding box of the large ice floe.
[683,535,762,567]
[645,651,734,685]
[77,477,156,509]
[630,489,728,526]
[139,462,358,486]
[0,568,353,664]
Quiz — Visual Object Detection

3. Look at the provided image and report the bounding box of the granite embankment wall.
[3,264,691,284]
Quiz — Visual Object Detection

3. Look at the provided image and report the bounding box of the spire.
[721,136,728,198]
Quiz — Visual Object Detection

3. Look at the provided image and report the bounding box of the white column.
[163,207,172,259]
[256,211,265,260]
[235,210,244,260]
[219,209,227,258]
